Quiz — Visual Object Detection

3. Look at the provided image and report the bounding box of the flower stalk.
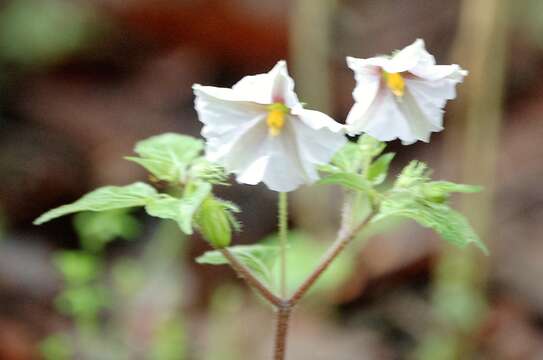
[278,192,289,298]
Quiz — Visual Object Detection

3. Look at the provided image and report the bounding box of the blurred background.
[0,0,542,359]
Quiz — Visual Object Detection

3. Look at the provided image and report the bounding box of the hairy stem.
[273,305,291,360]
[219,248,282,307]
[278,192,289,298]
[288,211,374,306]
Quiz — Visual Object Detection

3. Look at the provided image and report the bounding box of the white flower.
[346,39,468,145]
[193,61,346,192]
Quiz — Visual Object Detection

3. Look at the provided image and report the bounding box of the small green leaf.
[126,133,203,183]
[196,244,279,284]
[367,153,395,185]
[375,195,488,254]
[394,161,431,189]
[144,182,212,234]
[424,181,482,195]
[34,182,157,225]
[373,161,487,253]
[318,172,372,193]
[327,142,363,173]
[358,134,386,162]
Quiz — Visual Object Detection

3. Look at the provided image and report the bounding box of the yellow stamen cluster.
[266,103,289,136]
[384,71,405,97]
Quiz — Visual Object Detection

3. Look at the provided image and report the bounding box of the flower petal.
[347,89,439,144]
[291,107,345,133]
[290,113,347,179]
[193,85,266,161]
[347,39,434,74]
[232,60,300,107]
[227,120,310,192]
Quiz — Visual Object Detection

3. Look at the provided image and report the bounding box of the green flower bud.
[196,197,232,248]
[422,187,448,204]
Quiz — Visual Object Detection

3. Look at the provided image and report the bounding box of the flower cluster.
[193,39,467,192]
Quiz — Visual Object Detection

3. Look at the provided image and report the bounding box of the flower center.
[266,103,289,136]
[383,71,405,97]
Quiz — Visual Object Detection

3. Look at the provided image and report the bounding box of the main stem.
[221,194,375,360]
[273,305,291,360]
[278,192,289,298]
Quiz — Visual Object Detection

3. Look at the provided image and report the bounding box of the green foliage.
[318,173,371,193]
[321,138,486,253]
[55,285,109,319]
[375,161,488,253]
[53,251,102,285]
[198,232,355,295]
[149,317,187,360]
[358,134,386,164]
[34,134,236,240]
[126,133,204,183]
[319,135,394,205]
[367,153,395,185]
[74,209,141,252]
[322,142,363,173]
[111,259,146,297]
[196,244,279,285]
[145,182,212,234]
[0,0,99,65]
[268,232,355,296]
[40,334,73,360]
[34,182,157,225]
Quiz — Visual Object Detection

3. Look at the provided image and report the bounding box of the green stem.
[278,192,289,298]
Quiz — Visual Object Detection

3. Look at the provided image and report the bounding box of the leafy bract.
[318,173,372,193]
[196,244,279,285]
[324,142,362,173]
[34,183,157,225]
[375,161,487,254]
[367,153,395,185]
[126,133,203,183]
[319,135,393,195]
[358,134,386,165]
[145,182,212,234]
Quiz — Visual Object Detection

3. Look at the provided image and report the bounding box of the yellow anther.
[266,103,288,136]
[384,71,405,97]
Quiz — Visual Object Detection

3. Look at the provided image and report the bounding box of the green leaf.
[375,195,488,254]
[367,153,395,185]
[318,172,372,192]
[326,142,363,173]
[34,182,157,225]
[394,160,431,189]
[126,133,203,183]
[196,244,279,285]
[373,160,487,253]
[358,134,386,162]
[144,182,212,234]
